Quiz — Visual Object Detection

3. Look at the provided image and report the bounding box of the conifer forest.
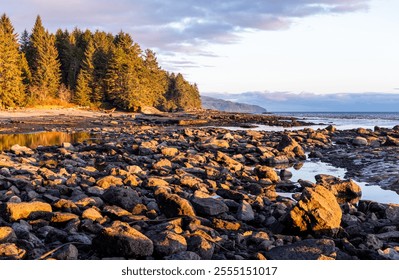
[0,14,201,111]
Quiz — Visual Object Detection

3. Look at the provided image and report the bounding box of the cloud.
[4,0,370,52]
[203,91,399,112]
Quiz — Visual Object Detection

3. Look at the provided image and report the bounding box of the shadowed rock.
[155,188,196,218]
[265,239,336,260]
[93,221,153,258]
[152,231,187,256]
[102,186,141,211]
[191,197,229,216]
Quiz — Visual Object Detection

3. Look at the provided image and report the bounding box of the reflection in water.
[285,159,399,204]
[0,131,92,150]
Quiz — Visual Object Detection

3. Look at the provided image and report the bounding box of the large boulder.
[93,221,153,258]
[265,239,336,260]
[288,185,342,236]
[155,188,196,218]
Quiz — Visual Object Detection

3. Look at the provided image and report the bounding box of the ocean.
[274,112,399,130]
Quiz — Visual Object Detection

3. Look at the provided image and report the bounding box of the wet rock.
[0,227,17,243]
[191,197,229,216]
[152,231,187,256]
[280,169,293,179]
[288,185,342,235]
[102,186,141,211]
[265,239,336,260]
[237,201,255,221]
[93,221,153,258]
[5,202,52,222]
[0,243,26,260]
[155,188,196,218]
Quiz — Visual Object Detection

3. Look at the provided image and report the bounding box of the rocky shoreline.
[1,111,399,260]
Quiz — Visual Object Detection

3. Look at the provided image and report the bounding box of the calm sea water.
[274,112,399,130]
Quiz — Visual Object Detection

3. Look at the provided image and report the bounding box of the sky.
[2,0,399,111]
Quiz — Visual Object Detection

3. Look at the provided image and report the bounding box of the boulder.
[265,239,336,260]
[191,197,229,216]
[288,185,342,235]
[254,166,280,183]
[5,202,52,222]
[155,188,196,218]
[102,186,141,211]
[93,221,153,258]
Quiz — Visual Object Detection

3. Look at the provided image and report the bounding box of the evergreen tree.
[166,73,201,111]
[0,14,26,108]
[105,32,143,110]
[74,39,95,106]
[29,15,61,99]
[92,31,113,103]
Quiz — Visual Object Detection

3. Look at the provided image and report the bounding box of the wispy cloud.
[4,0,370,52]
